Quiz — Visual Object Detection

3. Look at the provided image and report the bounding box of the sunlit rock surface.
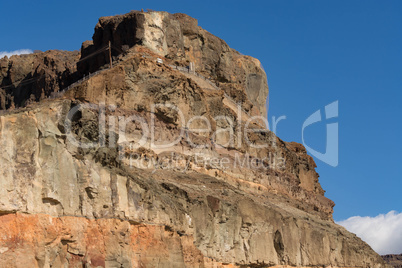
[0,10,386,268]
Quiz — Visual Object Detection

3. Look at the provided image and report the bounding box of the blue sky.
[1,0,401,253]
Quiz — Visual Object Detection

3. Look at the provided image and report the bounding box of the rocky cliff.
[78,11,268,119]
[0,10,386,268]
[0,50,80,109]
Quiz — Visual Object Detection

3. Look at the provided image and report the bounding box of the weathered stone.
[0,50,80,109]
[383,254,402,268]
[0,10,387,268]
[78,11,269,118]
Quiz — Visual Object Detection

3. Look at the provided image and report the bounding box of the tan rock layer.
[0,97,385,267]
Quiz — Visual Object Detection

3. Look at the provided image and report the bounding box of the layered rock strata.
[0,10,386,268]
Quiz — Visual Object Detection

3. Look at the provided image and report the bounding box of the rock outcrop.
[383,254,402,268]
[0,50,80,109]
[79,11,268,119]
[0,10,386,268]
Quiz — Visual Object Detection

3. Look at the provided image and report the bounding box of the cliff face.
[0,10,386,268]
[79,11,268,119]
[0,50,80,109]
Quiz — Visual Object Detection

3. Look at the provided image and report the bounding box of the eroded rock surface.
[0,10,386,268]
[0,50,80,109]
[79,11,268,118]
[383,254,402,268]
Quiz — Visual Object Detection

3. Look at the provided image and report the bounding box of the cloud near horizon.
[0,49,33,59]
[337,210,402,255]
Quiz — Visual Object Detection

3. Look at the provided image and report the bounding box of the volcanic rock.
[0,10,387,268]
[0,50,80,109]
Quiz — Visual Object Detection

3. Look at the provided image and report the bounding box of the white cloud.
[0,49,33,59]
[337,211,402,255]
